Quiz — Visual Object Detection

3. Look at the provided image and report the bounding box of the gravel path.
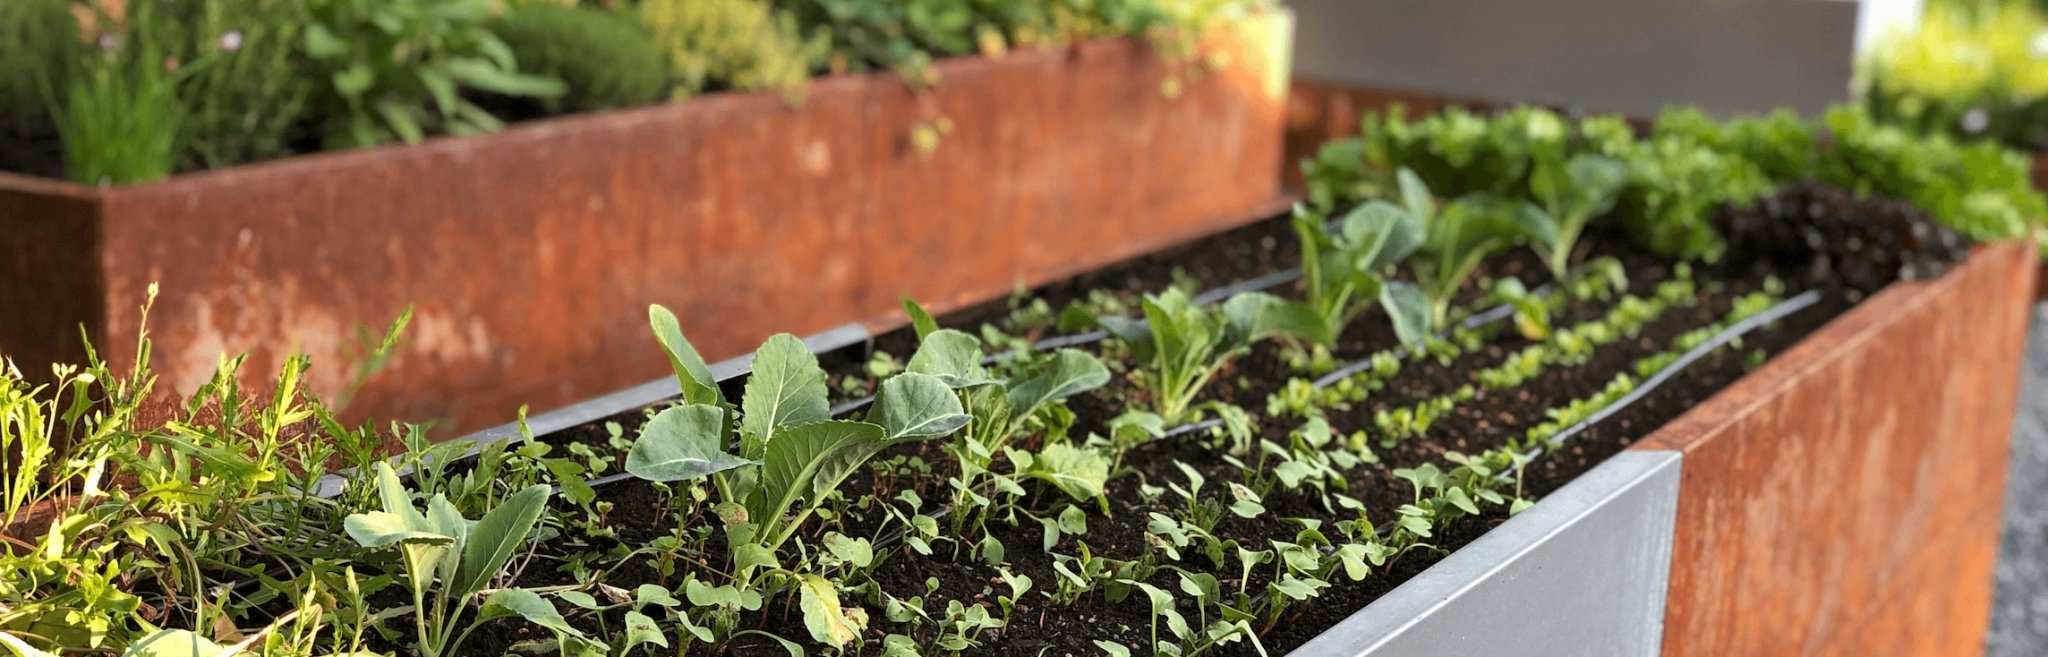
[1988,303,2048,657]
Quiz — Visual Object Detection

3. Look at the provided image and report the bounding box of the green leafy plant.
[493,4,669,112]
[0,0,76,123]
[1819,106,2047,245]
[1400,171,1546,326]
[1087,289,1328,425]
[48,3,187,185]
[1524,153,1627,279]
[625,305,970,648]
[1863,1,2048,152]
[342,463,554,657]
[301,0,566,148]
[1291,201,1430,346]
[162,0,317,170]
[640,0,829,100]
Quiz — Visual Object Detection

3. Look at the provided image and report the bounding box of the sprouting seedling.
[627,305,971,648]
[1292,201,1430,347]
[1083,288,1329,425]
[899,300,1110,491]
[1400,170,1549,327]
[1525,153,1629,280]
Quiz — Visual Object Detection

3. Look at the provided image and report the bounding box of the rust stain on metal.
[0,13,1290,437]
[1634,242,2037,657]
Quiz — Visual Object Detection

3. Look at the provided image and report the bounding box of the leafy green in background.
[640,0,831,101]
[301,0,566,149]
[494,4,670,112]
[1864,1,2048,151]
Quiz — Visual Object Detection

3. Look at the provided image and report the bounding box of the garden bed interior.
[374,188,1979,656]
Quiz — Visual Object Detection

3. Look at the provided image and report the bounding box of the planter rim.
[1288,450,1681,657]
[305,322,871,497]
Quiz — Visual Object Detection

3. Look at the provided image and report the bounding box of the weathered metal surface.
[0,178,103,380]
[1290,451,1681,657]
[1635,242,2037,657]
[0,13,1291,436]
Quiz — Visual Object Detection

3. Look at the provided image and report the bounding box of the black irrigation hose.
[1510,288,1824,467]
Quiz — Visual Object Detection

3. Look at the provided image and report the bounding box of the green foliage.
[161,0,318,169]
[1087,288,1327,425]
[493,5,669,112]
[1819,106,2047,244]
[1291,200,1430,346]
[0,0,75,122]
[301,0,565,149]
[639,0,829,100]
[1605,123,1775,260]
[1863,1,2048,151]
[1401,172,1549,327]
[48,4,186,185]
[627,306,973,647]
[344,463,554,657]
[1524,153,1627,279]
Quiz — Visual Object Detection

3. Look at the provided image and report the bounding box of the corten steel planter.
[1268,243,2036,655]
[0,11,1294,436]
[1638,242,2036,657]
[138,241,2027,655]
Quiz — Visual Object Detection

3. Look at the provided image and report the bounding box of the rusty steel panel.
[1635,242,2038,657]
[0,13,1290,436]
[0,176,103,380]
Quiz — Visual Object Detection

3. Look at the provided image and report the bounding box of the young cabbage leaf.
[1526,153,1628,279]
[1292,200,1429,345]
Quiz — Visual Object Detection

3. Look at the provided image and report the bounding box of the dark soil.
[442,183,1964,657]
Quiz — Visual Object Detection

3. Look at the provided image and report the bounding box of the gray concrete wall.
[1289,0,1868,117]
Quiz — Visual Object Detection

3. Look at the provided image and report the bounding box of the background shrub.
[494,5,668,112]
[638,0,829,100]
[301,0,566,149]
[0,0,75,123]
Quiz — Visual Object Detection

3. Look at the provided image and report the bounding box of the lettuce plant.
[1292,201,1430,347]
[342,463,554,657]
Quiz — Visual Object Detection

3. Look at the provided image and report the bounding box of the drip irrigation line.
[1307,293,1539,390]
[1240,288,1822,612]
[1510,289,1822,472]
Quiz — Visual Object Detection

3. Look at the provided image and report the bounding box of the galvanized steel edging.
[1288,450,1682,657]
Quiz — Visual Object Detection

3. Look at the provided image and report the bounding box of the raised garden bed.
[0,11,1293,435]
[0,102,2038,657]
